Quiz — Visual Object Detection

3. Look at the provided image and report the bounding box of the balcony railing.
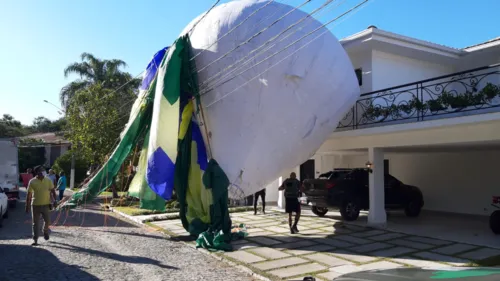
[337,63,500,130]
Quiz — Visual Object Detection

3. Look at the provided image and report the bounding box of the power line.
[190,0,275,62]
[203,0,371,108]
[186,0,221,35]
[201,0,348,91]
[201,0,369,98]
[194,0,313,75]
[199,0,340,90]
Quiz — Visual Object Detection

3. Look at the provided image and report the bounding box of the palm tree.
[60,53,141,108]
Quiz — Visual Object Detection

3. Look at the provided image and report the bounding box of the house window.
[355,68,362,86]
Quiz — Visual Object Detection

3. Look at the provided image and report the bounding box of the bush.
[165,199,180,209]
[52,151,89,186]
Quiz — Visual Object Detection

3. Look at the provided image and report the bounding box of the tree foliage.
[0,114,27,138]
[60,52,141,108]
[52,151,89,185]
[0,114,67,138]
[17,138,46,173]
[66,83,135,165]
[31,116,67,133]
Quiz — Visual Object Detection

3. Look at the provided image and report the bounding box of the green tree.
[59,53,141,108]
[52,151,89,186]
[0,114,27,138]
[66,83,134,165]
[30,116,67,133]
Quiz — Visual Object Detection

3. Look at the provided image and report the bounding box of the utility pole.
[70,152,75,189]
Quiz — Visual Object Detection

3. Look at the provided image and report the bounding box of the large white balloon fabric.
[182,0,360,198]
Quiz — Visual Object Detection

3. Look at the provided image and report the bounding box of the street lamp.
[43,100,65,115]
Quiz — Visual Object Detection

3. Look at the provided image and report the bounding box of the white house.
[265,26,500,227]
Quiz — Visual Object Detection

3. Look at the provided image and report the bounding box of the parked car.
[299,169,352,206]
[303,168,424,221]
[0,187,9,227]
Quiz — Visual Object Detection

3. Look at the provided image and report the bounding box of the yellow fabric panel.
[179,102,193,141]
[185,141,213,224]
[154,96,179,160]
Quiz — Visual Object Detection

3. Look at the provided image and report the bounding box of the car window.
[343,170,368,183]
[318,172,333,179]
[385,174,401,186]
[329,171,349,180]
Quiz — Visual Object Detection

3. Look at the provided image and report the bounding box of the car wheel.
[312,206,328,217]
[490,210,500,235]
[2,207,7,219]
[8,200,16,209]
[340,200,360,221]
[405,200,422,217]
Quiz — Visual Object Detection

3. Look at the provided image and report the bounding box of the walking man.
[26,166,56,246]
[253,188,266,215]
[56,171,67,201]
[279,172,303,234]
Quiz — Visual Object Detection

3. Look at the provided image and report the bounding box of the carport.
[314,112,500,246]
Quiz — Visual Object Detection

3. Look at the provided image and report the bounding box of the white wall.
[340,150,499,216]
[371,50,455,91]
[458,49,500,71]
[346,50,373,94]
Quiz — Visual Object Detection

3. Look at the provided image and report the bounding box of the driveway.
[154,208,500,281]
[0,188,255,281]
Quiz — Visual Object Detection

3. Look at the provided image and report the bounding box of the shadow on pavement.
[0,205,136,241]
[49,241,179,270]
[0,244,100,280]
[87,228,168,241]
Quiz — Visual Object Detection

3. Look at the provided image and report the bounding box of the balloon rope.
[195,98,213,159]
[202,0,371,106]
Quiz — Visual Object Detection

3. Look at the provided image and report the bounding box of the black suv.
[303,168,424,221]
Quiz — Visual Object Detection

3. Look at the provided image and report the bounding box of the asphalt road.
[0,189,255,281]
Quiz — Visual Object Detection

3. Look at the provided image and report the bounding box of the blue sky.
[1,0,498,124]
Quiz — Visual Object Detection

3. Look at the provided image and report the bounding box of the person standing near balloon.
[279,172,303,234]
[253,188,266,215]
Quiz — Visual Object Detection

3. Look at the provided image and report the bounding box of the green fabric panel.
[127,132,149,198]
[174,110,192,232]
[161,38,184,105]
[63,81,156,208]
[140,196,166,211]
[174,34,199,233]
[185,142,213,226]
[171,34,233,250]
[202,159,231,236]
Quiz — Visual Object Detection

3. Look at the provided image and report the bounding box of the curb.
[107,205,272,281]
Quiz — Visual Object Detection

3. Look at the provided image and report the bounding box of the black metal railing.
[337,63,500,130]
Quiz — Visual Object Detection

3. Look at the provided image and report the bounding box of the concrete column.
[277,176,285,209]
[368,147,386,227]
[44,144,51,167]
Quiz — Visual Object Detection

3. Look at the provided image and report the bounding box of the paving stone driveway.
[153,210,500,281]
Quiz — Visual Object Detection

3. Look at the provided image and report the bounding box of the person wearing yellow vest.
[25,165,56,246]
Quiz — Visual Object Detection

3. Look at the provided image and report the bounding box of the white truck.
[0,138,20,208]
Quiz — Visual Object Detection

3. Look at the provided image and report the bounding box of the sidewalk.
[150,208,500,281]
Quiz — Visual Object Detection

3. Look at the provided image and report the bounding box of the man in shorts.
[279,172,302,234]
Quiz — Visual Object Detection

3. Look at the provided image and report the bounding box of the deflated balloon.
[182,0,360,198]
